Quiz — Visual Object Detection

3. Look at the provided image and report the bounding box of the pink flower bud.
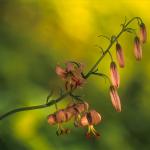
[47,114,56,125]
[110,61,120,88]
[116,43,125,68]
[109,86,121,112]
[140,23,147,44]
[134,36,142,61]
[55,65,66,79]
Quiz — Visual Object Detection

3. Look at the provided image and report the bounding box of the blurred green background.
[0,0,150,150]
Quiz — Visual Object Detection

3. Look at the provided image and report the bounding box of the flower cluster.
[47,101,101,138]
[0,17,146,139]
[46,18,147,138]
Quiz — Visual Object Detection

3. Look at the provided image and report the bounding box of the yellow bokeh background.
[0,0,150,150]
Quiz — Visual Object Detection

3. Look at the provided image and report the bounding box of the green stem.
[84,16,142,79]
[0,17,142,120]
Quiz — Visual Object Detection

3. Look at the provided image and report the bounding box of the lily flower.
[80,110,102,138]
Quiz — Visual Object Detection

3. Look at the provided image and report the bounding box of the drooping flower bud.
[116,43,125,68]
[139,22,147,44]
[134,36,142,61]
[109,86,121,112]
[47,114,56,125]
[110,61,120,88]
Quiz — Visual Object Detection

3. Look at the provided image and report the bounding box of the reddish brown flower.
[116,43,125,68]
[134,36,142,61]
[110,61,120,88]
[80,110,101,138]
[56,62,85,90]
[109,86,121,112]
[139,23,147,44]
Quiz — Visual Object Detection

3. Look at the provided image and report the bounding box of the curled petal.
[109,86,121,112]
[88,110,102,125]
[134,36,142,61]
[116,43,125,68]
[56,66,66,79]
[66,62,75,72]
[55,110,67,123]
[140,23,147,44]
[65,110,74,121]
[80,115,89,126]
[74,102,89,113]
[80,110,101,126]
[110,61,120,88]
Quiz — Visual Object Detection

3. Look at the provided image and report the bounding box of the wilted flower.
[109,86,121,112]
[80,110,101,138]
[139,22,147,44]
[56,62,85,90]
[116,43,125,68]
[134,36,142,61]
[110,61,120,88]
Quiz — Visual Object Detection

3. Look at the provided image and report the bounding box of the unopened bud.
[134,36,142,61]
[109,86,121,112]
[110,61,120,88]
[116,43,125,68]
[139,23,147,44]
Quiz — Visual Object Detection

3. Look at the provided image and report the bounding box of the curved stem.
[85,16,142,78]
[0,17,143,120]
[0,90,71,120]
